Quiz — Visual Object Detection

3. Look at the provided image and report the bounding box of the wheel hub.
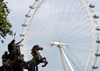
[51,41,69,47]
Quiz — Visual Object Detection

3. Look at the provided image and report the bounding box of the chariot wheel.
[20,0,100,71]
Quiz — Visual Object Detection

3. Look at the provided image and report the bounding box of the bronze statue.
[0,37,48,71]
[23,45,48,71]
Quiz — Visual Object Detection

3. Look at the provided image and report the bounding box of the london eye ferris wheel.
[20,0,100,71]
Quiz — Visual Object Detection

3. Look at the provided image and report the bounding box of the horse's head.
[31,45,43,56]
[32,45,43,51]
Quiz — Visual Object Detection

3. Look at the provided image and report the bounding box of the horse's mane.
[31,45,38,55]
[31,46,35,52]
[31,45,39,51]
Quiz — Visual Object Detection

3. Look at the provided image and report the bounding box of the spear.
[14,33,16,40]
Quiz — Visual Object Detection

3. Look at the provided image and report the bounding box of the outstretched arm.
[16,39,24,45]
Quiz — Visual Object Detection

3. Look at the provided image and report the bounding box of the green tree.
[0,0,13,43]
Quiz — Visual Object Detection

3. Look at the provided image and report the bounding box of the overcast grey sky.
[0,0,100,71]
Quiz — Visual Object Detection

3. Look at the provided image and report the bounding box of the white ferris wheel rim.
[20,0,99,71]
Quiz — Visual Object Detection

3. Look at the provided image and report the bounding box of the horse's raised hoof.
[42,62,48,67]
[42,65,45,67]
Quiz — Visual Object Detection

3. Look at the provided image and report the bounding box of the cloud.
[0,0,100,71]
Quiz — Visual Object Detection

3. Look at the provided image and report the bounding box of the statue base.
[29,65,38,71]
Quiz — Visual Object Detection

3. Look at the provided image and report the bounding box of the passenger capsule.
[20,44,24,47]
[20,34,25,37]
[89,4,95,8]
[95,26,100,30]
[35,0,40,2]
[92,65,98,69]
[30,6,35,9]
[25,14,31,18]
[96,39,100,43]
[22,24,27,27]
[93,14,99,19]
[95,52,100,57]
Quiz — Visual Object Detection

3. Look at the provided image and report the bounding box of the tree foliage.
[0,0,13,43]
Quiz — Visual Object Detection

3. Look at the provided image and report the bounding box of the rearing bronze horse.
[24,45,48,70]
[31,45,48,67]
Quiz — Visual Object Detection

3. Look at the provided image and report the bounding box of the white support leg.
[59,47,67,71]
[61,48,74,71]
[51,41,74,71]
